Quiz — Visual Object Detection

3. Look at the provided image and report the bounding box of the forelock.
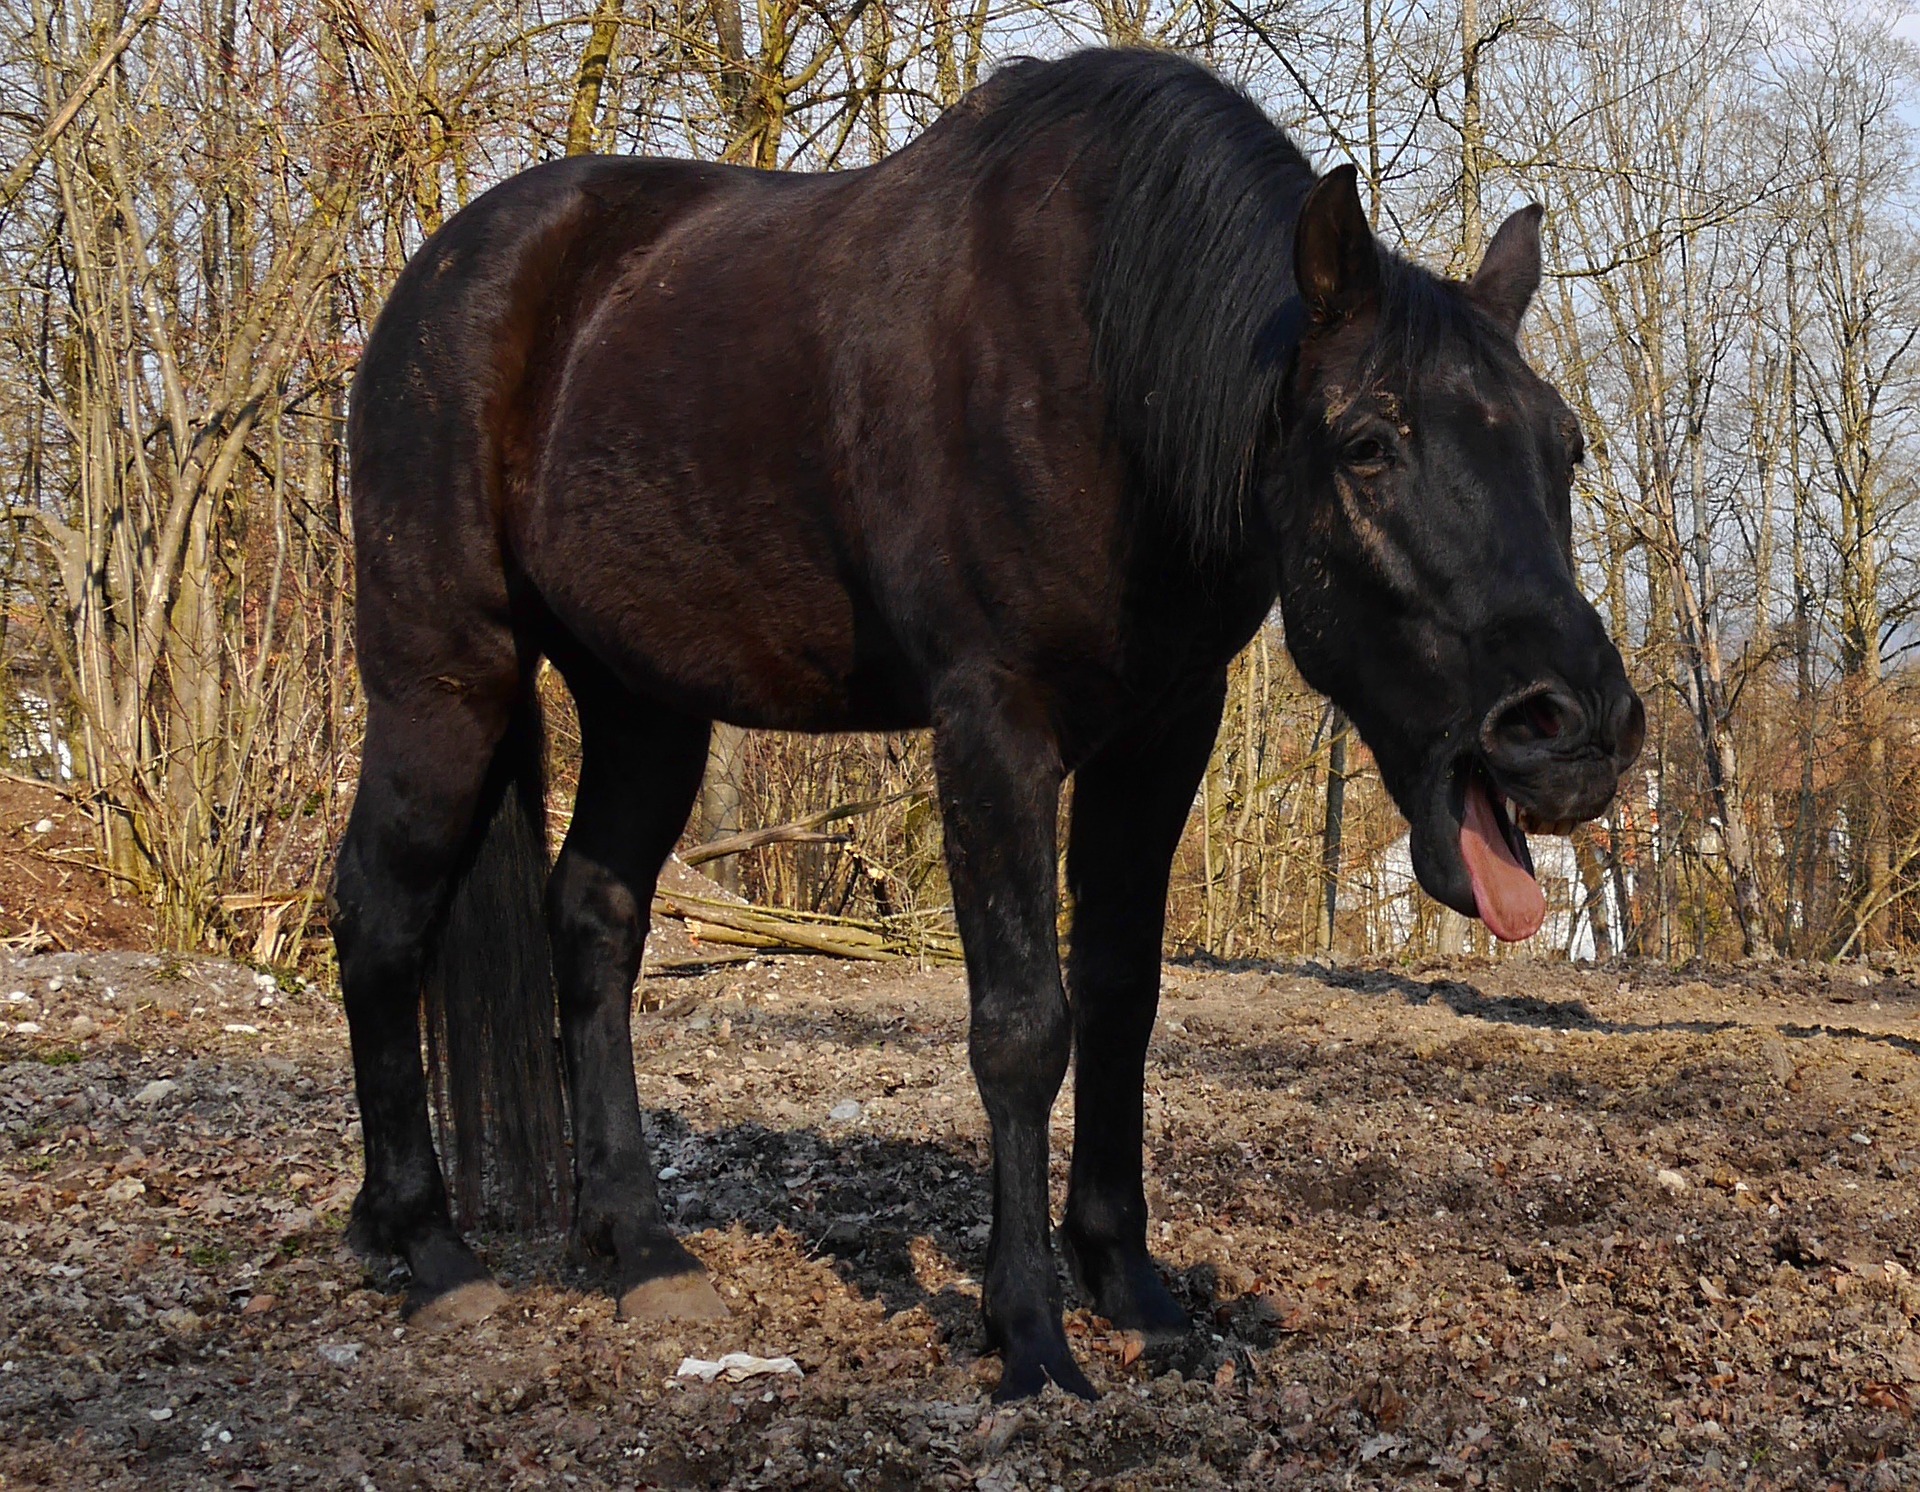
[1357,260,1528,402]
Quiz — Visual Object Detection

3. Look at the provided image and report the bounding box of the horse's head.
[1268,166,1644,942]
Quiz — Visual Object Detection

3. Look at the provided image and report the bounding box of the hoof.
[1067,1240,1190,1343]
[1100,1292,1191,1347]
[405,1279,509,1331]
[619,1269,729,1322]
[993,1349,1098,1403]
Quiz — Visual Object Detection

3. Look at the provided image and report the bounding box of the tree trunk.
[1318,709,1347,955]
[565,0,623,157]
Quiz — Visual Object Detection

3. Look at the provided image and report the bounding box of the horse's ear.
[1294,165,1378,323]
[1468,204,1544,335]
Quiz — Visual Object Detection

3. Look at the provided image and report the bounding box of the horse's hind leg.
[1061,675,1226,1342]
[547,674,726,1320]
[333,685,515,1326]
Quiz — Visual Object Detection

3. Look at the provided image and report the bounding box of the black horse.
[334,48,1643,1401]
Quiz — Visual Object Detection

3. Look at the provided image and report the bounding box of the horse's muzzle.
[1478,676,1645,829]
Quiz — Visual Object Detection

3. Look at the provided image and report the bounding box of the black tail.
[424,683,571,1233]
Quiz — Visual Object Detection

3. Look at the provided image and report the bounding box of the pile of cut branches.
[651,889,960,964]
[654,791,959,964]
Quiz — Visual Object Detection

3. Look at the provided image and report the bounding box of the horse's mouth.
[1420,754,1584,943]
[1447,761,1536,941]
[1419,752,1617,941]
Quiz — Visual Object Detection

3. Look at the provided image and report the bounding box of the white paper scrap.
[674,1352,803,1384]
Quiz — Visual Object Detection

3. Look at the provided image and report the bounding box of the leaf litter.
[1,944,1917,1487]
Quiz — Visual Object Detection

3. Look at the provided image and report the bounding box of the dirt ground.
[0,779,154,954]
[3,938,1919,1492]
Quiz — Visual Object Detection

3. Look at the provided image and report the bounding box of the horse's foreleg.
[1062,675,1227,1342]
[933,669,1086,1401]
[334,692,511,1327]
[548,685,725,1320]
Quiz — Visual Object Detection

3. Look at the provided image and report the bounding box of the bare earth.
[3,941,1919,1490]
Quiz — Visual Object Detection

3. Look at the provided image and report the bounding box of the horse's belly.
[527,529,928,731]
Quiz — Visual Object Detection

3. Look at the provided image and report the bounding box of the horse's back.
[506,130,1123,733]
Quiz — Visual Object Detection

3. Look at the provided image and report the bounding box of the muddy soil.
[3,942,1919,1490]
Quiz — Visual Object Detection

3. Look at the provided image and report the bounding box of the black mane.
[973,49,1314,547]
[972,50,1487,551]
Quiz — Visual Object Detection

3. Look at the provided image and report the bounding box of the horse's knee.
[547,851,641,938]
[331,825,440,986]
[969,989,1072,1116]
[327,829,374,957]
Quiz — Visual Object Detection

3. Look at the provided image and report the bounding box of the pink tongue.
[1460,778,1545,941]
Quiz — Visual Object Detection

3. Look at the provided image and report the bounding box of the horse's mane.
[969,49,1316,549]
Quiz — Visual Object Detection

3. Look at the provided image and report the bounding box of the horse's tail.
[423,678,571,1234]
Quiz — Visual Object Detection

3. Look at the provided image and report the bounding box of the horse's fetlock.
[1063,1198,1132,1257]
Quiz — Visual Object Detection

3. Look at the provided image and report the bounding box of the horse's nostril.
[1487,687,1584,756]
[1525,697,1564,739]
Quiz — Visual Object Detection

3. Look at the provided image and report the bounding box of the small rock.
[31,819,54,835]
[13,1021,40,1035]
[317,1342,362,1367]
[977,1407,1027,1457]
[823,1219,863,1249]
[146,1407,173,1422]
[1655,1168,1689,1195]
[223,1023,261,1036]
[830,1100,863,1123]
[69,1015,97,1039]
[6,991,30,1004]
[134,1079,179,1105]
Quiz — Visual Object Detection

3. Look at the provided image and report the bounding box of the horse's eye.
[1343,436,1390,472]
